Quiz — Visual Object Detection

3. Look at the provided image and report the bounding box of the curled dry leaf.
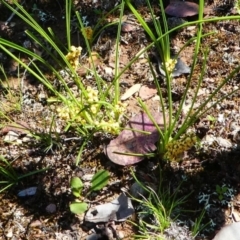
[105,111,167,165]
[165,1,199,17]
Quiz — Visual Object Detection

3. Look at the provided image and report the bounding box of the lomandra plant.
[0,0,127,165]
[125,0,240,161]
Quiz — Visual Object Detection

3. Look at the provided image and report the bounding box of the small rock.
[46,203,57,213]
[232,128,240,143]
[18,187,37,197]
[129,182,147,198]
[85,193,134,223]
[217,114,225,124]
[82,174,94,181]
[213,222,240,240]
[121,22,136,32]
[86,234,99,240]
[167,17,186,30]
[104,66,113,76]
[158,57,190,77]
[216,137,232,148]
[118,231,125,239]
[6,228,13,238]
[3,130,19,142]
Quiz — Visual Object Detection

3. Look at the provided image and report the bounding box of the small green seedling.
[207,115,216,122]
[70,169,110,215]
[215,184,228,201]
[207,115,216,128]
[70,176,84,198]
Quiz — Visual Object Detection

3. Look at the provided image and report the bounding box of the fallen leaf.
[165,1,199,17]
[120,83,142,100]
[105,111,167,165]
[139,85,158,100]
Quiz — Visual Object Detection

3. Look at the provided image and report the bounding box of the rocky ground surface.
[0,0,240,239]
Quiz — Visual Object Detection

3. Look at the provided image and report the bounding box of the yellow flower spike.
[70,46,76,52]
[81,119,86,125]
[164,133,197,162]
[164,58,177,73]
[90,105,98,114]
[82,27,93,40]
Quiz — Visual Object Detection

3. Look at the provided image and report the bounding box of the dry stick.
[21,59,35,98]
[4,1,26,25]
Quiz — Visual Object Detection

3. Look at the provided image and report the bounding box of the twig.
[4,0,26,25]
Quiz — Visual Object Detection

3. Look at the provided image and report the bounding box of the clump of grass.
[126,0,240,161]
[0,65,22,115]
[130,169,206,239]
[0,155,47,193]
[121,0,240,238]
[0,0,127,165]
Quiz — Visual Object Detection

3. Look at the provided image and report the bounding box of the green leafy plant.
[0,0,127,165]
[207,115,216,128]
[191,209,210,238]
[0,155,47,193]
[215,184,228,201]
[69,169,110,214]
[125,0,240,161]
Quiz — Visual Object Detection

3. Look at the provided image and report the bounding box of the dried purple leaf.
[165,1,199,17]
[105,111,167,165]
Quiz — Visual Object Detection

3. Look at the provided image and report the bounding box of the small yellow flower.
[65,46,82,69]
[164,58,177,73]
[82,27,93,40]
[90,105,98,114]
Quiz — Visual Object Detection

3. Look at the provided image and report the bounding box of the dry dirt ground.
[0,0,240,239]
